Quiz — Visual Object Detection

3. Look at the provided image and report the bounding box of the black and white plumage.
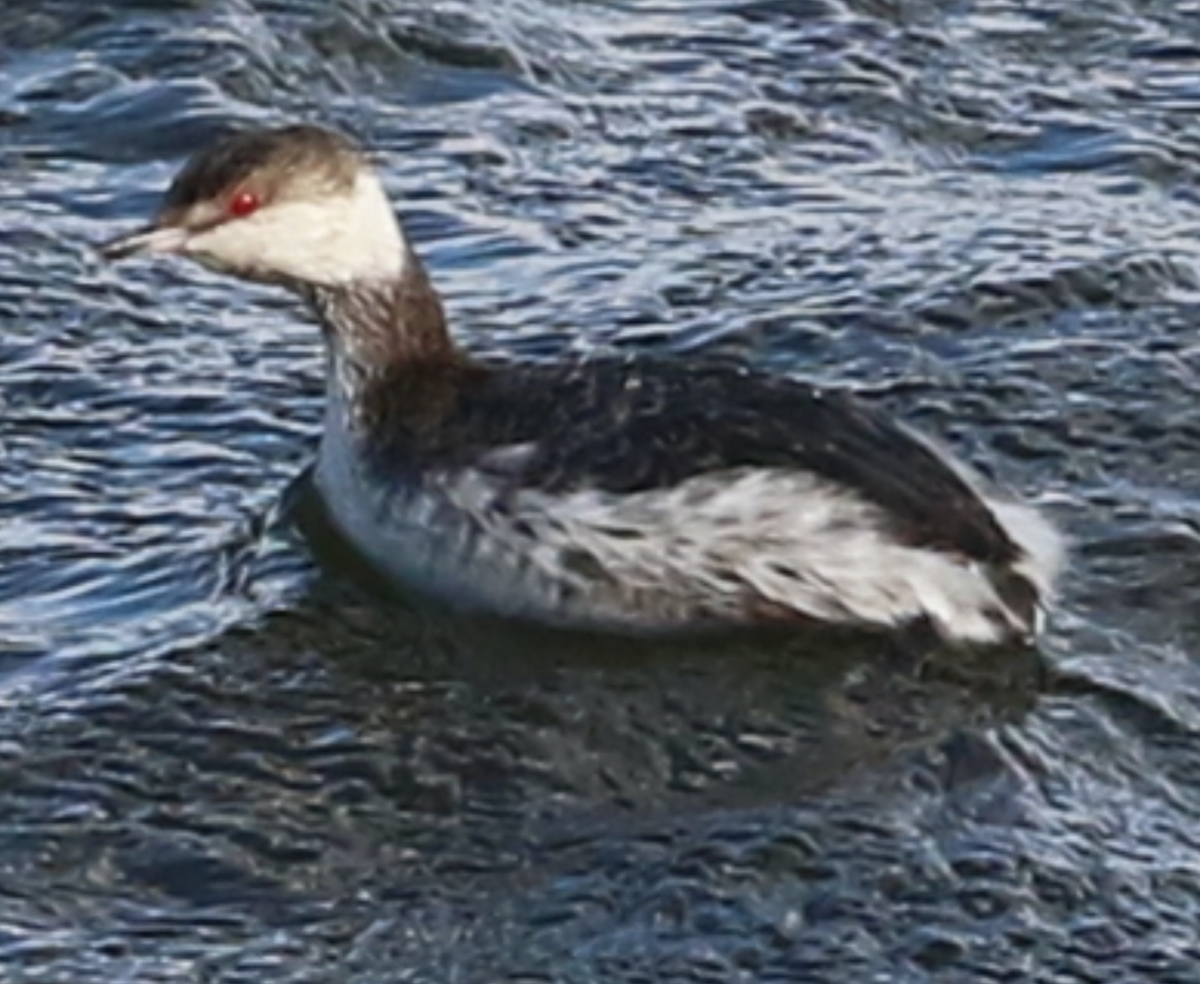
[100,124,1064,646]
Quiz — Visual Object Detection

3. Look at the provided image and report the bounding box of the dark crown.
[161,124,361,215]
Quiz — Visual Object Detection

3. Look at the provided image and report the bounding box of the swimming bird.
[99,124,1063,646]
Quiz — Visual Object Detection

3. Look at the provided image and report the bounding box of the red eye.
[228,190,260,218]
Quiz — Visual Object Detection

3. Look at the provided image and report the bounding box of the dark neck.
[304,247,462,378]
[304,248,476,434]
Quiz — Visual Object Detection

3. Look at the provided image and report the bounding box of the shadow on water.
[0,571,1047,977]
[271,463,1049,833]
[0,441,1050,964]
[11,535,1044,898]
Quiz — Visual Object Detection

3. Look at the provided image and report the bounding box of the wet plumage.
[100,124,1064,645]
[356,353,1017,557]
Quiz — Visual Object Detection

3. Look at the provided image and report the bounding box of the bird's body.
[101,124,1063,646]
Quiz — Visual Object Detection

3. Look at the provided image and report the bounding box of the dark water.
[4,0,1200,980]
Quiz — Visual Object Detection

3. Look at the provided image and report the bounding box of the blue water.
[4,1,1200,980]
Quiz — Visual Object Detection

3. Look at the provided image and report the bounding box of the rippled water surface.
[5,0,1200,980]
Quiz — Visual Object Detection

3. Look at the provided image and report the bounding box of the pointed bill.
[97,224,190,261]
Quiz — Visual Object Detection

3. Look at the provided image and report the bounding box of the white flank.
[315,405,1063,644]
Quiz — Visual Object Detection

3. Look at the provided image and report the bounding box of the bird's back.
[358,354,1017,565]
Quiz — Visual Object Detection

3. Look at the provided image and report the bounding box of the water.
[4,0,1200,979]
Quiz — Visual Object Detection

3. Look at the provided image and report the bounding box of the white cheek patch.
[185,172,406,287]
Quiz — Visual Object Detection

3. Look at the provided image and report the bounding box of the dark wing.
[366,355,1017,565]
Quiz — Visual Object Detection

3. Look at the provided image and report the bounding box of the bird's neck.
[305,247,469,431]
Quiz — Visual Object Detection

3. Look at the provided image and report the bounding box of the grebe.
[99,124,1063,646]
